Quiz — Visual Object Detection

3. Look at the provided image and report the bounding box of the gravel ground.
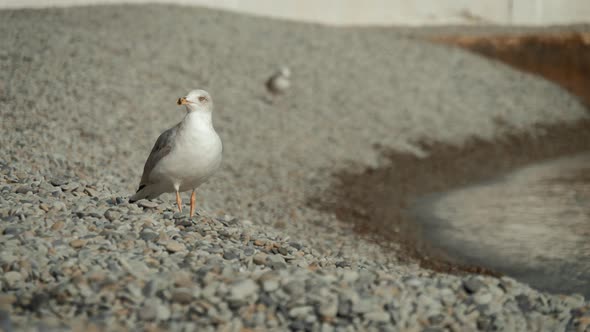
[1,4,590,331]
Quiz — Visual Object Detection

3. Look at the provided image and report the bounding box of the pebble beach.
[1,4,590,331]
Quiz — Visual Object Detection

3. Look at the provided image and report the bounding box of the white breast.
[152,111,222,192]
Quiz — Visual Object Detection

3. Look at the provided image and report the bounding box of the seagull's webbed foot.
[176,191,182,213]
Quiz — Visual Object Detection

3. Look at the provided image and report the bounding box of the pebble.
[262,279,280,292]
[170,288,193,304]
[253,253,268,265]
[69,239,86,249]
[50,221,65,231]
[138,200,159,209]
[50,178,68,186]
[463,278,485,294]
[138,301,158,321]
[3,271,22,289]
[165,241,185,253]
[2,227,23,236]
[104,209,120,222]
[229,280,258,301]
[61,183,79,192]
[140,230,158,241]
[268,255,287,269]
[364,311,390,322]
[84,187,99,197]
[15,186,32,194]
[474,292,493,305]
[223,250,239,260]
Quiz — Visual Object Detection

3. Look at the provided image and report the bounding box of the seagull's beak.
[177,97,188,105]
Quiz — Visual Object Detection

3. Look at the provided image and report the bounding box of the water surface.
[413,153,590,296]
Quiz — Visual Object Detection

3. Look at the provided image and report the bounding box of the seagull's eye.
[198,96,207,102]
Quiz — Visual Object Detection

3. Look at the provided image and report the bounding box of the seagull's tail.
[129,184,147,203]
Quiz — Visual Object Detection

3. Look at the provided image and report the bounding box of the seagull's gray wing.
[137,123,180,190]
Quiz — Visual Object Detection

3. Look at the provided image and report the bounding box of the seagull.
[265,66,291,96]
[129,89,222,218]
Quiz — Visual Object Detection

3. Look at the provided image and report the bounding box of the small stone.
[140,231,158,242]
[337,300,352,317]
[3,271,22,289]
[463,278,485,294]
[243,247,255,256]
[229,280,258,301]
[166,241,185,253]
[138,200,158,209]
[473,292,493,305]
[223,250,239,260]
[289,306,314,318]
[289,242,302,250]
[104,209,120,222]
[278,247,288,255]
[0,294,16,306]
[171,288,193,304]
[253,239,265,246]
[262,279,280,292]
[318,297,338,318]
[61,182,79,191]
[15,186,32,194]
[268,255,287,269]
[2,227,23,236]
[477,315,494,331]
[353,299,373,314]
[69,239,85,249]
[50,178,68,186]
[335,261,351,268]
[515,294,532,312]
[253,253,268,265]
[138,302,158,321]
[51,221,65,231]
[364,311,390,323]
[84,187,99,197]
[428,314,445,325]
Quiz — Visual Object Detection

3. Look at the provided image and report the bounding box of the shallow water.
[413,152,590,297]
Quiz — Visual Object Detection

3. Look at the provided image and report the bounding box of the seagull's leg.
[176,191,182,213]
[190,190,196,218]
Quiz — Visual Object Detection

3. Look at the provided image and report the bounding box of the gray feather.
[137,122,180,188]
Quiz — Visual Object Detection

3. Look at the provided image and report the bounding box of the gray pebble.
[229,280,258,301]
[3,271,22,289]
[50,178,68,186]
[171,288,193,304]
[268,254,287,269]
[253,253,268,265]
[138,301,158,321]
[364,311,390,323]
[140,231,158,241]
[61,182,79,191]
[138,200,158,209]
[15,186,32,194]
[243,247,255,257]
[2,227,23,236]
[104,209,120,222]
[463,278,485,294]
[262,279,280,292]
[223,250,239,260]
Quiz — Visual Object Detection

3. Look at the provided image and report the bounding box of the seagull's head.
[279,66,291,78]
[177,89,213,113]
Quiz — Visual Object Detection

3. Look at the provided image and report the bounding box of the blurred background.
[2,0,590,25]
